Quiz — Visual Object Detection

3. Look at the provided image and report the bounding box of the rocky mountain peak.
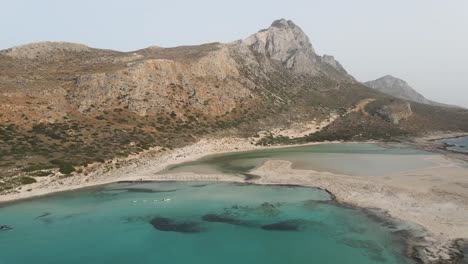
[238,19,318,74]
[380,75,406,84]
[270,18,297,29]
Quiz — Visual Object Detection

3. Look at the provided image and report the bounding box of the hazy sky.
[1,0,467,107]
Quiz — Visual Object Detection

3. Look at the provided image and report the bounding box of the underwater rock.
[123,215,155,224]
[261,220,305,231]
[340,238,386,262]
[150,217,201,233]
[258,202,280,217]
[302,199,334,209]
[222,204,251,217]
[222,202,282,218]
[38,217,54,225]
[35,212,51,219]
[202,214,242,225]
[191,184,209,188]
[201,214,256,228]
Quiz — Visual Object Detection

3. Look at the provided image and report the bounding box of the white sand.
[1,137,338,203]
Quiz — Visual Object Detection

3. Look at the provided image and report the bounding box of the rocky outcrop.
[71,45,251,117]
[238,19,319,75]
[229,19,354,83]
[321,55,347,74]
[375,101,413,124]
[69,19,357,118]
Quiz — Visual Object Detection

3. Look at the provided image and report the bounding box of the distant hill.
[364,75,460,108]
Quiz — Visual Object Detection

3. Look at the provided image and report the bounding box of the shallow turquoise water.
[0,182,415,264]
[164,143,435,177]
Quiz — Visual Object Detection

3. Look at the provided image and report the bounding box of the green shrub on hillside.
[51,160,75,174]
[18,176,37,185]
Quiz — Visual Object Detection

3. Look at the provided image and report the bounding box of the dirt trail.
[349,98,376,115]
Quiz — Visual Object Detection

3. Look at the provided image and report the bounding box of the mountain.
[364,75,429,104]
[364,75,459,108]
[1,19,468,191]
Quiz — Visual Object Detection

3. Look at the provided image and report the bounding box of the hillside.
[1,19,468,192]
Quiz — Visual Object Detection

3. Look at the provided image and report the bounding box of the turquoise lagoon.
[0,182,417,264]
[1,143,436,264]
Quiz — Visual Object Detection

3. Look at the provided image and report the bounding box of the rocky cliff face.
[232,19,354,82]
[321,55,348,74]
[237,19,319,74]
[375,101,413,124]
[71,44,250,118]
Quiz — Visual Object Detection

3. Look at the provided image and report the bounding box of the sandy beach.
[1,135,468,263]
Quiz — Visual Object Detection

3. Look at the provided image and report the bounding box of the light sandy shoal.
[0,137,349,203]
[248,158,468,262]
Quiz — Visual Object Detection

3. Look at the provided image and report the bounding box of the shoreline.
[2,132,467,204]
[408,132,468,163]
[1,134,468,263]
[0,138,351,204]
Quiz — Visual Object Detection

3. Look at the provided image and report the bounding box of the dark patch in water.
[35,213,55,225]
[62,213,84,220]
[362,209,401,231]
[35,212,51,219]
[39,217,54,225]
[222,202,282,218]
[150,217,201,233]
[117,180,155,183]
[191,184,209,188]
[258,202,281,217]
[230,182,250,187]
[340,238,386,262]
[202,214,242,225]
[261,220,305,231]
[201,214,256,228]
[222,204,251,217]
[93,190,123,199]
[302,199,335,209]
[124,215,155,224]
[271,184,303,188]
